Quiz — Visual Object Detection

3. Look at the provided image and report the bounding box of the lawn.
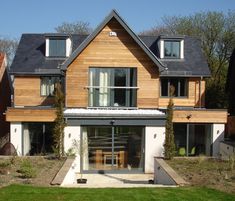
[0,185,234,201]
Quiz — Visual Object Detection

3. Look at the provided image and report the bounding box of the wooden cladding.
[6,108,56,122]
[226,116,235,136]
[14,76,54,107]
[173,109,227,123]
[159,78,206,108]
[66,18,159,108]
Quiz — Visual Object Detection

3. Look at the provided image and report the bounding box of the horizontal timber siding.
[6,108,56,122]
[173,109,227,123]
[14,76,54,106]
[159,78,206,108]
[66,18,159,108]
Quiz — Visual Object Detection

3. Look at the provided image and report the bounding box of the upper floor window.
[160,38,184,59]
[41,77,61,96]
[49,39,66,57]
[88,68,137,107]
[161,78,188,97]
[45,36,71,57]
[164,41,180,58]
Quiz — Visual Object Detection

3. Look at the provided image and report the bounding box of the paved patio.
[62,173,175,188]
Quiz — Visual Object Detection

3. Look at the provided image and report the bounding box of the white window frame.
[160,39,184,59]
[45,37,71,57]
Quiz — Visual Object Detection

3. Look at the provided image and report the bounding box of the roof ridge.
[60,9,166,72]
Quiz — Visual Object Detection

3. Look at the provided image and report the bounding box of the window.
[40,77,61,96]
[160,78,188,97]
[49,39,66,57]
[164,41,180,58]
[89,68,137,107]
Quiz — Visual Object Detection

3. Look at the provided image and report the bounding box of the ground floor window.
[81,126,144,172]
[174,124,212,156]
[23,123,54,155]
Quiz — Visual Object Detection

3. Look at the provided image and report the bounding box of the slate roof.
[140,35,211,77]
[10,34,88,75]
[10,11,210,77]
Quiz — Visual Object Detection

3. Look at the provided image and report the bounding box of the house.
[6,10,227,173]
[0,53,11,147]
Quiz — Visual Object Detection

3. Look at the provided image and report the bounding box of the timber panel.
[66,18,159,108]
[173,109,227,123]
[226,116,235,137]
[159,78,206,108]
[14,76,54,106]
[6,108,56,122]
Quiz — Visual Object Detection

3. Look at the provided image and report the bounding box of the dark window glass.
[161,78,187,97]
[169,78,179,96]
[49,39,66,57]
[164,41,180,58]
[179,79,187,96]
[89,68,137,107]
[161,79,168,96]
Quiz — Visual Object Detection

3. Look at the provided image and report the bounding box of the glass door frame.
[80,125,145,174]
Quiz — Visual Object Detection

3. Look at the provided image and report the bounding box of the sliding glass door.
[174,124,212,156]
[82,126,144,172]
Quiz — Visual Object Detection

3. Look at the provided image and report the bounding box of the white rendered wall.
[10,123,22,156]
[64,126,81,154]
[212,124,225,157]
[145,126,165,173]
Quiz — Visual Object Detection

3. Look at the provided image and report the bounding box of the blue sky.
[1,0,234,39]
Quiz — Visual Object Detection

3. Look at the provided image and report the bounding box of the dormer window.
[49,39,66,57]
[45,35,72,58]
[164,41,180,58]
[160,37,184,59]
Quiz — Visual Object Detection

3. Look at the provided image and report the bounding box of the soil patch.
[166,157,235,194]
[0,156,65,187]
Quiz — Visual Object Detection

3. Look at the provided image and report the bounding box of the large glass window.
[23,123,54,155]
[40,77,61,96]
[82,126,144,172]
[89,68,137,107]
[160,78,188,97]
[174,124,212,156]
[164,41,180,58]
[49,39,66,57]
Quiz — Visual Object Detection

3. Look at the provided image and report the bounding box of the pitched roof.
[10,34,88,75]
[140,36,210,77]
[10,10,210,77]
[60,9,166,72]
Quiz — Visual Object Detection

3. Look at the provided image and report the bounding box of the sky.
[0,0,234,39]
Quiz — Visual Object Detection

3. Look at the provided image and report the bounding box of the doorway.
[174,124,212,156]
[81,126,144,173]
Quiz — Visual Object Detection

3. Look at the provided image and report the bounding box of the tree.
[0,36,18,66]
[53,83,66,158]
[226,48,235,115]
[164,86,175,160]
[55,21,93,35]
[141,11,235,109]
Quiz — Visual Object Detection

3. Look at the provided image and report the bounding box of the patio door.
[174,123,212,156]
[82,126,144,173]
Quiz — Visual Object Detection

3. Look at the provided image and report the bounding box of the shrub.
[18,159,37,178]
[0,160,11,168]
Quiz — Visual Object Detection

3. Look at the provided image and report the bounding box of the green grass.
[0,185,234,201]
